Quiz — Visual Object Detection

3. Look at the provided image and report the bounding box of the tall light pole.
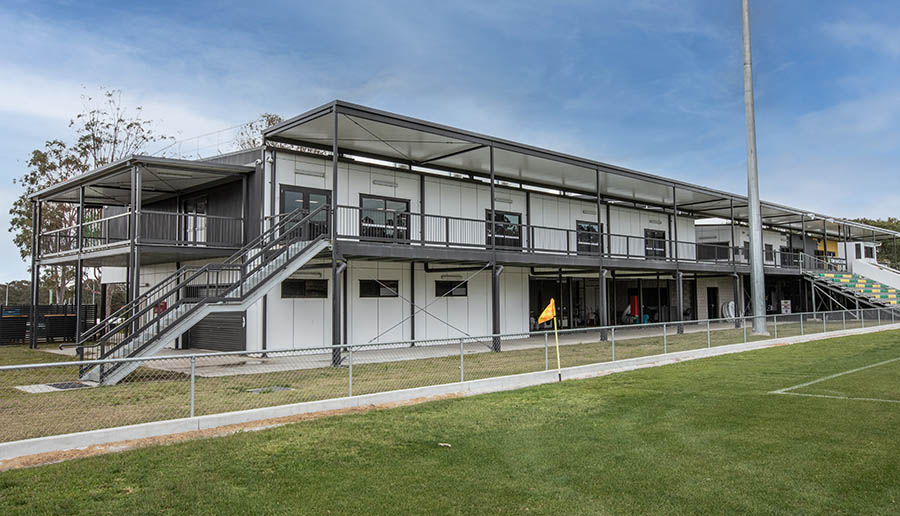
[742,0,768,334]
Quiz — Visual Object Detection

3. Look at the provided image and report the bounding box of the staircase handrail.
[69,204,318,349]
[73,204,329,360]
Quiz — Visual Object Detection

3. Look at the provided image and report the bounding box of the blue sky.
[1,0,899,280]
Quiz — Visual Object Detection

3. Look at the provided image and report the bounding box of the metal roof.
[30,155,253,206]
[265,100,899,241]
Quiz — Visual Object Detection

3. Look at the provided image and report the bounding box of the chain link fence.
[1,307,897,443]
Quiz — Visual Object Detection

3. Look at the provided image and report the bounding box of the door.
[706,287,719,320]
[280,186,331,240]
[184,196,208,244]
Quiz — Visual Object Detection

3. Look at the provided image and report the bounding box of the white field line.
[769,356,900,403]
[774,391,900,404]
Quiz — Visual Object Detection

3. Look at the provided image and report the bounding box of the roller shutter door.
[184,312,245,351]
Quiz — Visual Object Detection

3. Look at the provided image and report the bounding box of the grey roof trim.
[30,155,254,201]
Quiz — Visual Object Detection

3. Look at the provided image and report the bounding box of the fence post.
[877,309,881,326]
[611,327,615,361]
[460,340,465,382]
[544,332,549,370]
[663,323,667,354]
[800,314,804,335]
[842,310,846,330]
[189,356,195,418]
[823,312,827,333]
[349,347,353,396]
[861,311,866,328]
[744,317,748,342]
[706,319,711,349]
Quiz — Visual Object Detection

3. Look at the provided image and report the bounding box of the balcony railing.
[334,205,847,271]
[38,210,244,258]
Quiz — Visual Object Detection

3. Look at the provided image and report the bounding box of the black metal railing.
[38,210,243,258]
[71,205,330,380]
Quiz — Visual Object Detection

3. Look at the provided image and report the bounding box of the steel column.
[676,271,684,334]
[331,106,343,366]
[489,145,500,351]
[599,268,609,340]
[29,201,40,349]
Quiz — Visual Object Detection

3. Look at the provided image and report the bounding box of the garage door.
[184,312,246,351]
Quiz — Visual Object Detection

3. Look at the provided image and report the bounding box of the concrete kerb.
[2,322,898,464]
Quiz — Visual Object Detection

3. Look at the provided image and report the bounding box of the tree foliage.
[8,88,171,304]
[236,113,284,150]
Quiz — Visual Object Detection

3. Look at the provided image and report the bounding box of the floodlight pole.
[742,0,767,335]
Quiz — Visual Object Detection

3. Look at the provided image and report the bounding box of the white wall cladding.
[273,151,700,254]
[251,260,529,351]
[696,277,737,320]
[696,225,789,265]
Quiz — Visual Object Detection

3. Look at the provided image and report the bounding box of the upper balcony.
[31,155,255,266]
[331,204,835,273]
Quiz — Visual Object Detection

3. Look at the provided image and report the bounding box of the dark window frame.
[359,279,400,298]
[864,246,875,259]
[281,278,328,299]
[279,185,331,239]
[485,209,523,249]
[698,241,730,261]
[764,243,774,262]
[359,194,411,243]
[435,280,468,297]
[644,229,666,258]
[576,220,602,255]
[856,243,862,259]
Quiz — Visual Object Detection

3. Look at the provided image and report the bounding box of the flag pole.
[554,312,561,382]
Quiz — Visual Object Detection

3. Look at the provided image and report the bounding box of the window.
[865,246,875,259]
[698,242,730,261]
[576,221,601,255]
[183,195,208,244]
[764,244,774,262]
[281,279,327,299]
[435,280,467,297]
[280,186,330,239]
[644,229,666,258]
[359,195,410,242]
[486,210,522,249]
[359,280,399,298]
[742,241,750,260]
[856,243,862,259]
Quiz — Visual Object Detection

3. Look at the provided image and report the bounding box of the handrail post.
[189,356,195,417]
[611,327,615,361]
[663,322,667,354]
[460,340,465,381]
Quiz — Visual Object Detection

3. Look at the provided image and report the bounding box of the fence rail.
[1,307,897,444]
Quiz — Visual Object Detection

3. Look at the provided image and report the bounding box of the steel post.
[189,356,195,418]
[349,347,353,396]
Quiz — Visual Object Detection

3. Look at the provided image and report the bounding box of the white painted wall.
[696,277,736,320]
[256,260,530,351]
[696,224,790,266]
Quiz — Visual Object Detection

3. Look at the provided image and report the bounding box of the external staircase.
[71,205,331,385]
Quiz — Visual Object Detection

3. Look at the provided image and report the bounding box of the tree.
[853,217,900,267]
[8,88,171,307]
[236,113,284,149]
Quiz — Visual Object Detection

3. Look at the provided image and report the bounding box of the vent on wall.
[372,179,398,187]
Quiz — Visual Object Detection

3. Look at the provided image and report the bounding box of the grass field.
[1,329,899,514]
[0,320,856,442]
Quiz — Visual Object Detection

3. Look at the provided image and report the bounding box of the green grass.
[0,320,890,442]
[2,330,900,514]
[790,357,900,401]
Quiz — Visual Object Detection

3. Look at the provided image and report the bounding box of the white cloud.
[822,20,900,57]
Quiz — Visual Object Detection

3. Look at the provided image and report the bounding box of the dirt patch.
[0,393,461,471]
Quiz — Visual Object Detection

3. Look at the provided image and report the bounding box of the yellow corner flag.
[538,299,563,381]
[537,298,556,325]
